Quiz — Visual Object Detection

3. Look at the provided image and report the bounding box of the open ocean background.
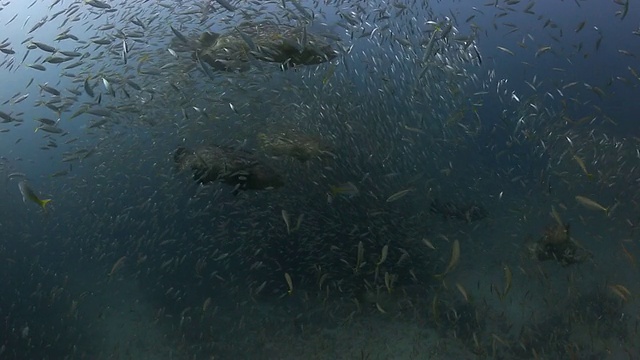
[1,0,639,358]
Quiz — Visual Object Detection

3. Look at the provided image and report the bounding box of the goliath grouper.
[257,132,334,162]
[174,145,284,193]
[173,20,338,72]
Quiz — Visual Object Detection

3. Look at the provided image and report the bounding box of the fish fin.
[39,198,52,210]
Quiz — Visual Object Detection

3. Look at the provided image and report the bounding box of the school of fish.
[0,0,638,358]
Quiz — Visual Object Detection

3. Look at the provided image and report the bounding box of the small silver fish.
[386,188,414,203]
[35,124,64,134]
[101,78,115,97]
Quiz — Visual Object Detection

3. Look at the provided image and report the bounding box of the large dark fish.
[430,199,487,222]
[178,21,337,72]
[174,145,284,192]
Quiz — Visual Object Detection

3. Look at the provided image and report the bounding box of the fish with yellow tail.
[327,181,359,203]
[18,181,52,210]
[434,239,460,279]
[572,155,593,180]
[330,182,359,197]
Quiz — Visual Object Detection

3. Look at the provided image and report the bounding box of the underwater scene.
[0,0,639,358]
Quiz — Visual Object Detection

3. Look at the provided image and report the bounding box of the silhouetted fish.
[178,21,337,72]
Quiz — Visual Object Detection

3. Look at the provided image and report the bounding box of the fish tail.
[39,198,52,210]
